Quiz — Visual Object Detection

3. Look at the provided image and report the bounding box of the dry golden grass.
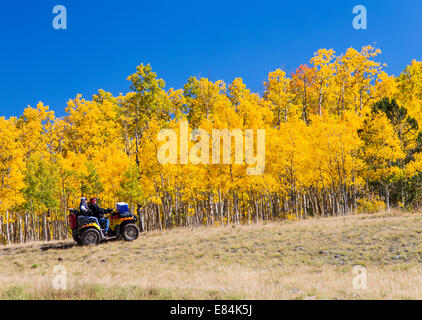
[1,211,422,299]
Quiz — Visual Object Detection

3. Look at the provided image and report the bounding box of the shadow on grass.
[39,237,121,251]
[39,242,77,251]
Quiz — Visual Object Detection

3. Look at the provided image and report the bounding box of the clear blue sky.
[0,0,420,118]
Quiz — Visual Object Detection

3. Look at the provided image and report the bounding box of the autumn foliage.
[0,46,421,244]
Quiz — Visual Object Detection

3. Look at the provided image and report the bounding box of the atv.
[68,205,140,246]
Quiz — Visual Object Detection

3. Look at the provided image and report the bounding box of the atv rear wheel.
[72,231,83,245]
[81,228,101,246]
[122,223,139,241]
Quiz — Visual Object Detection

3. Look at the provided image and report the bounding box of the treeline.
[0,45,421,244]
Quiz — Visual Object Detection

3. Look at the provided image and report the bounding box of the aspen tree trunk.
[233,191,240,225]
[47,215,51,241]
[34,214,38,242]
[11,221,14,243]
[175,186,179,226]
[343,185,348,215]
[195,202,200,226]
[144,206,148,231]
[268,192,274,221]
[137,204,144,232]
[385,184,391,213]
[354,173,358,214]
[156,204,162,231]
[298,195,302,220]
[218,187,223,226]
[31,212,35,242]
[64,199,69,240]
[6,211,10,245]
[24,213,28,243]
[43,213,47,241]
[259,196,264,221]
[318,86,323,116]
[13,219,17,243]
[209,193,215,226]
[247,207,251,225]
[56,218,59,240]
[19,214,23,244]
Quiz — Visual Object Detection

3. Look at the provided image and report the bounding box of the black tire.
[81,228,101,246]
[72,231,83,246]
[122,223,139,241]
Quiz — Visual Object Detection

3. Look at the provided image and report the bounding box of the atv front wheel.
[81,228,101,246]
[122,223,139,241]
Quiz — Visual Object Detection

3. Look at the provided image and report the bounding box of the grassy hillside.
[1,211,422,300]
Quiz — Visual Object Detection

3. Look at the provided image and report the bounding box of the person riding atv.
[69,201,140,246]
[88,197,110,236]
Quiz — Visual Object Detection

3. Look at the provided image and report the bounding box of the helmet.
[81,197,87,201]
[90,197,97,204]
